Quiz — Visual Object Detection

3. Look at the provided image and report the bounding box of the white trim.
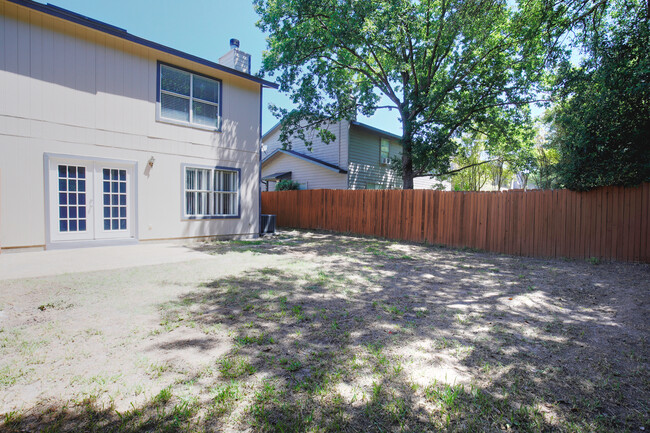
[46,238,138,250]
[380,138,390,164]
[158,64,221,130]
[182,164,240,219]
[262,149,344,173]
[47,159,95,241]
[44,153,138,250]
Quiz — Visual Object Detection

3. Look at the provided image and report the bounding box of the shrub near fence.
[261,183,650,263]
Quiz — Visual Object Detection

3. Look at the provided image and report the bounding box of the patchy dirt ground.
[0,230,648,432]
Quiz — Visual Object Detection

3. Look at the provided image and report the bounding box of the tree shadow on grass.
[3,231,648,432]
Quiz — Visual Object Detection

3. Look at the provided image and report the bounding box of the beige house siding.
[0,2,264,249]
[262,153,347,191]
[263,120,349,169]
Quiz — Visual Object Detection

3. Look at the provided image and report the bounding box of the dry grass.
[1,230,648,432]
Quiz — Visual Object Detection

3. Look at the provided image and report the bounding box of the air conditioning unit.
[381,157,391,165]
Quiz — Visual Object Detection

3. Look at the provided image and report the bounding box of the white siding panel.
[16,11,30,120]
[77,26,96,129]
[2,5,19,118]
[0,4,5,71]
[28,11,43,121]
[51,20,66,125]
[262,120,348,168]
[262,154,347,190]
[95,35,107,131]
[0,6,264,248]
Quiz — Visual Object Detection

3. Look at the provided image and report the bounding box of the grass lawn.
[0,230,648,432]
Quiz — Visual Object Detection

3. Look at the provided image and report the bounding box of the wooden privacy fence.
[261,183,650,263]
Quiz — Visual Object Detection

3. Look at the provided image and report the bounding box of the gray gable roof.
[262,119,402,142]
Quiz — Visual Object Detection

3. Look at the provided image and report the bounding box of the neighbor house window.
[380,138,390,164]
[184,166,239,218]
[160,64,221,128]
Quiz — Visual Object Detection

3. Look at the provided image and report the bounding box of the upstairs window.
[159,64,221,129]
[380,138,390,164]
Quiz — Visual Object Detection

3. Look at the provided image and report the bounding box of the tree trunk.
[496,162,504,191]
[401,118,414,189]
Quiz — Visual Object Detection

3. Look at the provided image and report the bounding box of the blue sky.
[35,0,404,135]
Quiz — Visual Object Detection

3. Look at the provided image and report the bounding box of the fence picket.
[262,185,649,263]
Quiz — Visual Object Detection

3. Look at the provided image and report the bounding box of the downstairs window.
[184,166,239,218]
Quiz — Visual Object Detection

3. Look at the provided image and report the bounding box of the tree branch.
[434,159,500,176]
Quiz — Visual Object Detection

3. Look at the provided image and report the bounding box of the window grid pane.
[102,168,127,231]
[380,139,390,160]
[57,164,87,233]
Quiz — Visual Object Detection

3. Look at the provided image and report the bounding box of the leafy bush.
[275,179,301,191]
[548,1,650,190]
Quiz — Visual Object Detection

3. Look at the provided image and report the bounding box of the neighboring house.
[261,119,448,190]
[0,0,277,251]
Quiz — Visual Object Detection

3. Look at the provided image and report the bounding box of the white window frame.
[44,154,137,248]
[182,165,240,219]
[380,138,390,165]
[158,63,222,130]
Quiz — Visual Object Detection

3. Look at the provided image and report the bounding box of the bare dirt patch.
[1,230,648,432]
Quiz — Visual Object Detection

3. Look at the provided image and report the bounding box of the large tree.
[255,0,603,188]
[547,0,650,190]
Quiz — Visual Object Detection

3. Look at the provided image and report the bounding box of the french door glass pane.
[102,168,127,231]
[57,164,87,233]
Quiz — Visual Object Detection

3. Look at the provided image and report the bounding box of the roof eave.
[350,120,402,141]
[262,149,347,174]
[7,0,279,89]
[261,120,283,141]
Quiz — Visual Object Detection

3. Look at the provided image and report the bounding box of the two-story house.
[261,119,448,191]
[0,0,277,252]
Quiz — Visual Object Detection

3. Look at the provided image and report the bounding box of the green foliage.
[274,179,301,191]
[451,118,536,191]
[489,160,515,191]
[255,0,594,188]
[451,134,492,191]
[548,0,650,190]
[530,139,560,190]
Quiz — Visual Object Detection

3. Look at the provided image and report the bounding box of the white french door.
[48,157,135,243]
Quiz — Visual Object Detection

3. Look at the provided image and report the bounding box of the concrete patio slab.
[0,242,214,280]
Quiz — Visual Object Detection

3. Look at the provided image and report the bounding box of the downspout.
[339,121,342,171]
[258,84,263,237]
[339,121,347,188]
